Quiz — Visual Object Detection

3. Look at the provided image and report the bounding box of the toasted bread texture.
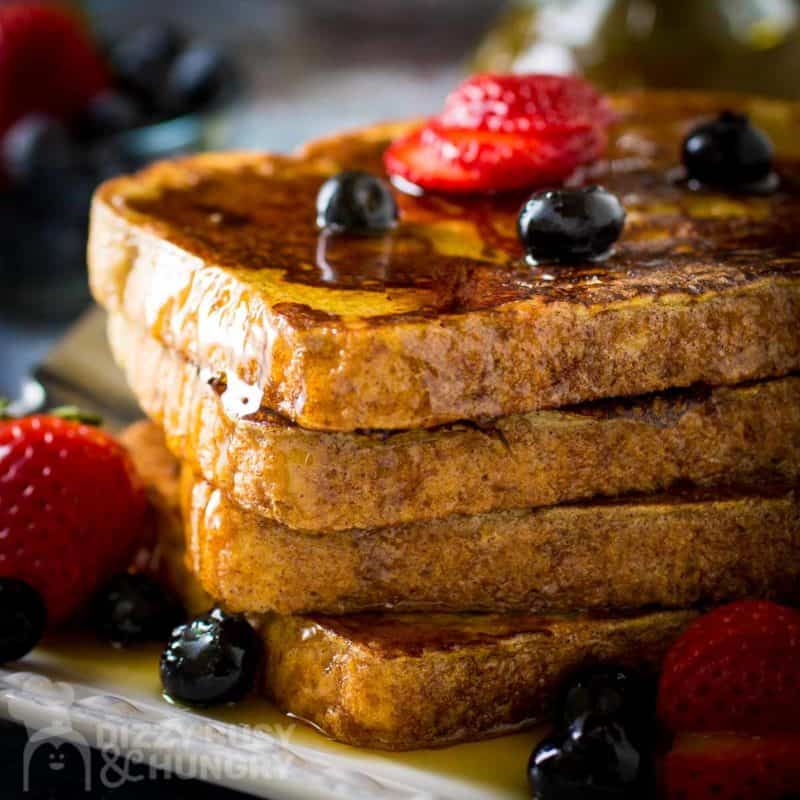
[110,314,800,531]
[259,610,694,750]
[90,92,800,431]
[115,421,711,750]
[119,421,212,615]
[184,464,800,615]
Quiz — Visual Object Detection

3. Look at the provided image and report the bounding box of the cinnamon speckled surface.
[91,92,800,430]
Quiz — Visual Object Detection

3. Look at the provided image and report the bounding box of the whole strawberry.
[0,2,109,135]
[0,415,147,624]
[658,600,800,735]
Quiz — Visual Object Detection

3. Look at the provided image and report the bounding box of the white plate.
[0,635,542,799]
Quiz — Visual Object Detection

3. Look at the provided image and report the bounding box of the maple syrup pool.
[11,632,546,798]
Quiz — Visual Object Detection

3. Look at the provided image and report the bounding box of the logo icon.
[5,677,92,792]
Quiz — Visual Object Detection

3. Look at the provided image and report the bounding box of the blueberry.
[317,170,398,234]
[88,142,140,182]
[2,114,80,184]
[517,186,625,264]
[164,45,232,113]
[0,578,46,662]
[160,607,261,705]
[109,23,184,103]
[528,713,653,799]
[682,111,773,188]
[81,91,145,138]
[40,167,96,222]
[556,665,657,746]
[92,573,184,646]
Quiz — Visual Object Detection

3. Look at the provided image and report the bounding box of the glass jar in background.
[475,0,800,98]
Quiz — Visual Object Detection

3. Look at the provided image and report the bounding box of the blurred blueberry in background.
[0,0,503,419]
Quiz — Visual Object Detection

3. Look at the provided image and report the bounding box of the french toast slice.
[110,313,800,531]
[120,421,212,615]
[184,463,800,615]
[119,420,696,750]
[90,92,800,431]
[258,610,694,750]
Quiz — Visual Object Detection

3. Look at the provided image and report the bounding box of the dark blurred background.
[3,0,800,409]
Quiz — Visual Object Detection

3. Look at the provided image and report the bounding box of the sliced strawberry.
[658,600,800,735]
[439,73,614,135]
[0,3,110,134]
[663,732,800,800]
[384,122,605,194]
[385,73,614,194]
[384,125,477,193]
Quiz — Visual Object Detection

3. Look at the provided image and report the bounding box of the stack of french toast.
[89,88,800,751]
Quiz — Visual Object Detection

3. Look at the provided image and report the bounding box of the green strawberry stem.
[49,405,103,426]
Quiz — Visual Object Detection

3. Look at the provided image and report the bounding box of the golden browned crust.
[118,422,753,750]
[110,313,800,531]
[184,464,800,615]
[120,419,181,511]
[259,610,695,750]
[90,92,800,431]
[119,421,212,615]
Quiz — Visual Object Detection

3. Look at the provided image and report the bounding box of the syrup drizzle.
[28,633,544,798]
[120,97,800,329]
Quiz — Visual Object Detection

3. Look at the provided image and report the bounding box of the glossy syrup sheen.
[300,612,558,658]
[28,633,544,798]
[114,92,800,328]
